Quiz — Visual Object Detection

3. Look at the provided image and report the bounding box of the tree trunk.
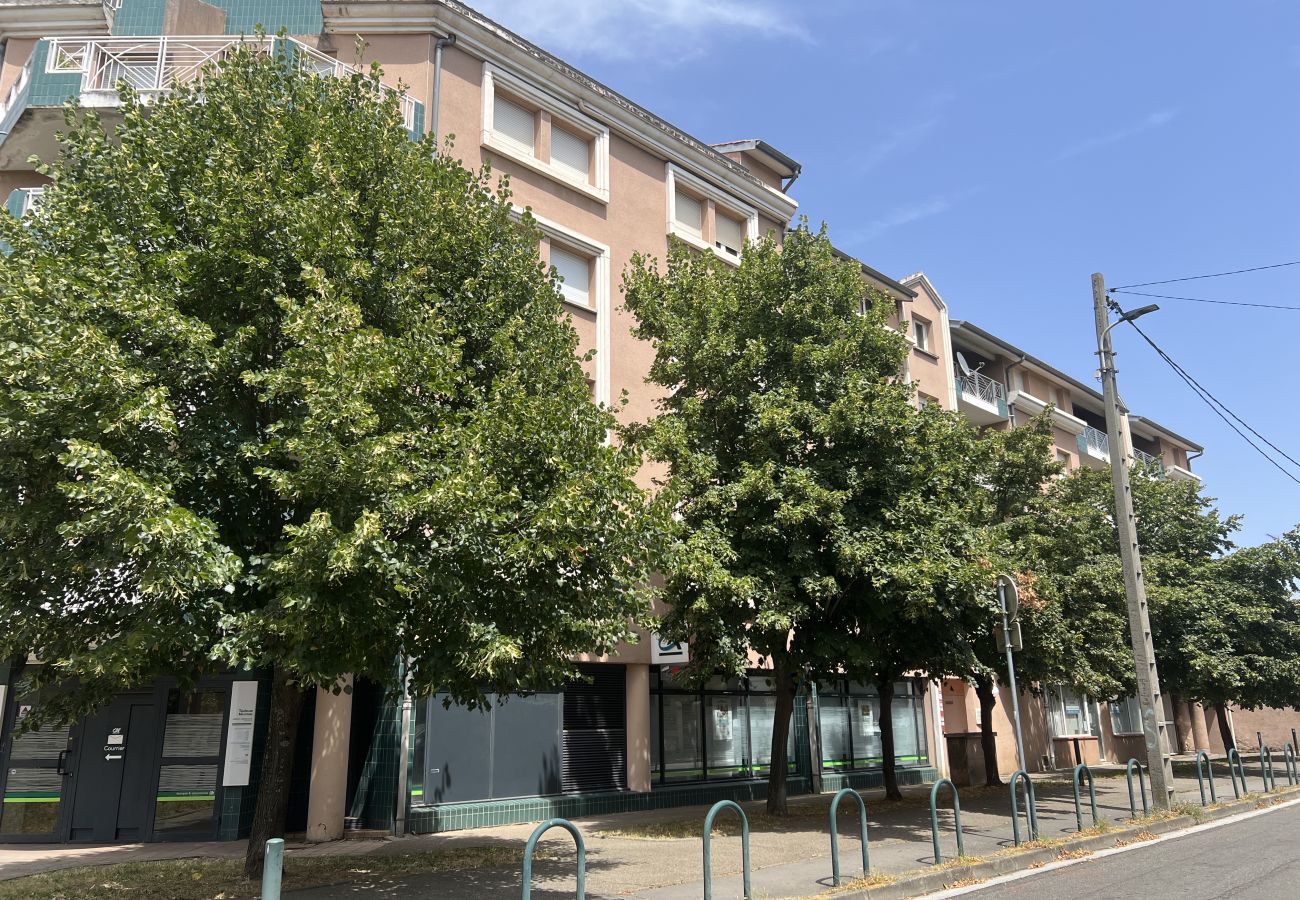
[1171,694,1194,753]
[974,675,1003,786]
[1214,702,1236,754]
[765,664,797,816]
[244,667,306,880]
[878,678,902,801]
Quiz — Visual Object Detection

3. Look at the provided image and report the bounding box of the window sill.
[1110,731,1144,738]
[912,346,940,362]
[482,133,609,204]
[560,295,595,313]
[668,225,741,266]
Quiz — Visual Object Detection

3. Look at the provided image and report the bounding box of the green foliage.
[0,45,660,720]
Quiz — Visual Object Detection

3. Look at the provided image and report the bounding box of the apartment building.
[890,274,1224,780]
[0,0,948,845]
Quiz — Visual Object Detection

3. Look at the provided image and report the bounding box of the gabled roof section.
[709,139,802,186]
[900,271,949,312]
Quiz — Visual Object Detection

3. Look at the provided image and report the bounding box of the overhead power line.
[1110,289,1300,311]
[1124,320,1300,487]
[1109,260,1300,291]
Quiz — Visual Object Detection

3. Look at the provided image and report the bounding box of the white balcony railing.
[1083,425,1110,457]
[956,369,1006,409]
[1132,448,1164,472]
[44,35,418,131]
[19,187,45,216]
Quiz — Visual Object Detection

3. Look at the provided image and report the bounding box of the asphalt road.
[956,800,1300,899]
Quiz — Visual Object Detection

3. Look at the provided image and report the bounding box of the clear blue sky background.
[477,0,1300,547]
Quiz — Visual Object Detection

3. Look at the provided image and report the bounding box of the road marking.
[925,795,1300,898]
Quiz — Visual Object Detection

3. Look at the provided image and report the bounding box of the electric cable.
[1124,320,1300,487]
[1110,289,1300,311]
[1109,260,1300,291]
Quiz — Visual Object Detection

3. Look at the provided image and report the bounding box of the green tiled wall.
[113,0,322,36]
[216,676,272,840]
[3,190,22,219]
[24,42,84,109]
[346,685,404,831]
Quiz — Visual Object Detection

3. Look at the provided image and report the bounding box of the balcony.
[956,370,1008,425]
[1077,425,1110,469]
[1132,447,1165,475]
[0,35,424,167]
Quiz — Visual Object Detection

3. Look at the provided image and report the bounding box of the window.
[817,680,929,771]
[550,124,590,181]
[714,212,745,258]
[482,64,610,202]
[154,689,225,835]
[550,245,591,308]
[913,318,931,352]
[666,164,757,264]
[1056,449,1071,470]
[1048,686,1096,736]
[649,670,796,784]
[673,189,704,239]
[491,93,535,155]
[1110,696,1142,735]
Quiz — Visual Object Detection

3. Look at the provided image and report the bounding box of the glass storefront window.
[153,690,224,835]
[650,671,795,785]
[0,719,70,836]
[816,680,928,771]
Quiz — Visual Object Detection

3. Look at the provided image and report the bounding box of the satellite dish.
[956,352,983,377]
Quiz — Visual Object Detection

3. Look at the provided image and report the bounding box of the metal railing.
[956,369,1006,409]
[1132,448,1164,472]
[1082,425,1110,457]
[43,35,418,131]
[19,187,44,216]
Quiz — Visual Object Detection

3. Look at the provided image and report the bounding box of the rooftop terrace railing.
[956,369,1006,409]
[40,35,419,132]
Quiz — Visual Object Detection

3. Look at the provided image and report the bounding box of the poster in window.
[857,700,878,738]
[712,700,733,741]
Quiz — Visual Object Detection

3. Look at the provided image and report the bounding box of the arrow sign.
[105,754,122,761]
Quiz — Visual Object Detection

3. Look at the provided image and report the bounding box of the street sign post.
[997,574,1029,775]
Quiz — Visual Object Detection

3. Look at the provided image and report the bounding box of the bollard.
[1285,743,1298,786]
[702,800,751,900]
[522,818,586,900]
[1194,750,1217,806]
[261,838,284,900]
[828,788,869,886]
[1008,770,1038,846]
[1072,764,1098,832]
[1124,759,1149,818]
[928,779,965,864]
[1226,748,1247,798]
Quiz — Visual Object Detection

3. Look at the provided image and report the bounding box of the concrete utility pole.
[1092,272,1175,809]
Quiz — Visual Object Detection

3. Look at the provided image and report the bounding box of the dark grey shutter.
[562,665,627,793]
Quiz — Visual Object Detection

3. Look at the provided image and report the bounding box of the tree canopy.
[0,45,660,870]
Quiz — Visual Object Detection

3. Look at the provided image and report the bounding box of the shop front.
[0,667,266,843]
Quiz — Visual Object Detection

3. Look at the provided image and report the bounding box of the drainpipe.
[782,165,802,193]
[1003,354,1027,427]
[429,33,457,148]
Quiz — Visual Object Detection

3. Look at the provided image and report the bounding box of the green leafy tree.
[623,226,995,807]
[0,46,660,875]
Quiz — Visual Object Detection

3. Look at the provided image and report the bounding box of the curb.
[823,789,1300,899]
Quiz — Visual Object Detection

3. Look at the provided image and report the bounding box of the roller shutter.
[562,665,627,793]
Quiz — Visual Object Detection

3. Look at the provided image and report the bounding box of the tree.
[623,226,994,808]
[0,45,660,876]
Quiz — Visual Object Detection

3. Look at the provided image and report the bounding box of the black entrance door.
[67,694,159,842]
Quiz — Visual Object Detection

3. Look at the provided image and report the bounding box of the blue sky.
[477,0,1300,547]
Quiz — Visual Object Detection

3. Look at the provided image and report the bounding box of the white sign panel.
[650,633,689,665]
[222,680,258,787]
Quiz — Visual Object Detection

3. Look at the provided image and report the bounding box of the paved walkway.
[0,756,1278,899]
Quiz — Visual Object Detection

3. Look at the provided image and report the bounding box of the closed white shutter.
[674,190,703,238]
[493,94,535,154]
[715,213,745,257]
[551,125,590,181]
[551,245,590,306]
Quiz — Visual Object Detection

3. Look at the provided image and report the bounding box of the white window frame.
[912,317,931,353]
[1109,696,1143,736]
[666,163,758,265]
[514,207,611,407]
[482,64,609,203]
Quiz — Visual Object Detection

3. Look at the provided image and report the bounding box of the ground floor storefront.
[1,659,946,843]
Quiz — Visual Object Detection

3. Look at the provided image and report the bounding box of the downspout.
[781,164,802,193]
[1003,354,1027,427]
[429,33,457,148]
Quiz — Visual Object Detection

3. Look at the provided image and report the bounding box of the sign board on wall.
[650,633,689,665]
[222,681,258,787]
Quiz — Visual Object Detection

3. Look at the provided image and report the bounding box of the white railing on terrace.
[44,35,418,131]
[1083,425,1110,457]
[20,187,45,216]
[102,0,123,11]
[1132,447,1165,472]
[956,369,1006,409]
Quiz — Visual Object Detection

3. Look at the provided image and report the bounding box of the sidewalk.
[0,757,1280,899]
